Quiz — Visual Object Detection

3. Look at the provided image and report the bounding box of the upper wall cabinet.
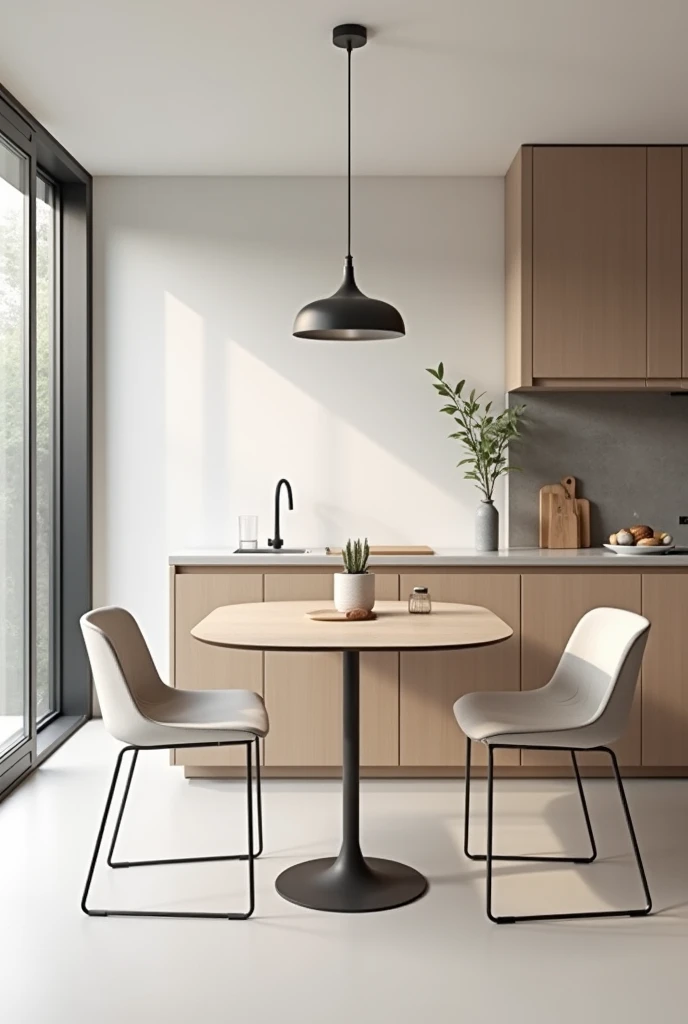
[506,145,686,390]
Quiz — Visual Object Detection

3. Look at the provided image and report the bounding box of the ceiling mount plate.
[332,24,367,49]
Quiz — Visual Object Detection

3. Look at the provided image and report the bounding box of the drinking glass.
[238,515,259,550]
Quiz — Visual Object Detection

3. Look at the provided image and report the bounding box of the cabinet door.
[399,574,521,767]
[683,149,688,377]
[174,572,263,767]
[641,575,688,765]
[521,574,642,766]
[532,147,647,379]
[647,147,682,379]
[264,574,399,767]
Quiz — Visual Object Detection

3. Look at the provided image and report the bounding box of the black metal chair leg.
[486,744,497,923]
[82,745,128,916]
[107,748,138,866]
[464,737,597,864]
[606,746,652,916]
[107,741,264,868]
[254,737,264,858]
[571,750,597,863]
[482,742,652,925]
[82,740,257,919]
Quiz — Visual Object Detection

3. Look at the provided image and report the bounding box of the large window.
[0,87,91,796]
[0,136,29,756]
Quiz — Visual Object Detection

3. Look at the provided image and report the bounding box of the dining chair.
[454,606,652,924]
[80,606,268,919]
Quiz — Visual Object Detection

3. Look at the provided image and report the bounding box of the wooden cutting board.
[548,492,580,548]
[539,481,566,547]
[327,545,435,556]
[562,476,591,548]
[539,477,590,548]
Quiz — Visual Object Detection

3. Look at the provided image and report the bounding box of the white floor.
[2,723,688,1024]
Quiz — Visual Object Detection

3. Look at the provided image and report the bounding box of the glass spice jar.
[408,586,431,614]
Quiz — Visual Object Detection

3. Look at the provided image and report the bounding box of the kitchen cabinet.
[506,145,686,390]
[399,574,521,767]
[173,572,263,768]
[683,149,688,377]
[263,573,399,767]
[532,146,646,381]
[648,147,682,378]
[521,573,642,767]
[641,575,688,765]
[170,560,688,777]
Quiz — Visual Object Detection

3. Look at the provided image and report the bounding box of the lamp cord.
[347,41,352,260]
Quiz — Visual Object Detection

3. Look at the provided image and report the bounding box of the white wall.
[93,176,504,671]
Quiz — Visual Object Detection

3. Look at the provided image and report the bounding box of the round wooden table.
[192,599,512,913]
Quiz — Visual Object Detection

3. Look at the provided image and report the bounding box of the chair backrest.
[81,607,168,744]
[547,606,650,745]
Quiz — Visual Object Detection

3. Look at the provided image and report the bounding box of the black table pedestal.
[275,650,428,913]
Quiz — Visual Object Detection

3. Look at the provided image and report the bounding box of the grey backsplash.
[507,391,688,548]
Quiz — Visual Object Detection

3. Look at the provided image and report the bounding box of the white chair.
[80,606,268,919]
[454,606,652,925]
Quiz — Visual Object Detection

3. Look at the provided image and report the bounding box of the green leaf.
[426,367,440,379]
[437,362,444,379]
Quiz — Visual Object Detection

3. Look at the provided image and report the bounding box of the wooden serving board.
[548,492,580,548]
[327,545,435,556]
[539,476,590,548]
[539,482,566,547]
[307,608,377,622]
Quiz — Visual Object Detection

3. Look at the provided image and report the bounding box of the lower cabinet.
[173,572,263,768]
[263,573,400,767]
[399,574,521,767]
[641,574,688,765]
[521,573,642,767]
[170,565,687,775]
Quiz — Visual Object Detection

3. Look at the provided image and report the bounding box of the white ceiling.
[2,0,688,176]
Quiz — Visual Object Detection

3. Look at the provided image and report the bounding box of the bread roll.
[637,537,660,547]
[630,525,653,541]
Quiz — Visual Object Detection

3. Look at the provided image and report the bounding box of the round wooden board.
[307,608,377,622]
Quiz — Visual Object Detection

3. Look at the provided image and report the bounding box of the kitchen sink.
[233,547,313,555]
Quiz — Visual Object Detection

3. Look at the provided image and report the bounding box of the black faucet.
[268,479,294,550]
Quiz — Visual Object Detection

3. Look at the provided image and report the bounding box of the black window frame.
[0,83,92,798]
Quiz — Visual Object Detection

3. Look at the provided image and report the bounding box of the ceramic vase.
[475,500,499,552]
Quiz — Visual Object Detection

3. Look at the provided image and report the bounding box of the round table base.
[275,856,428,913]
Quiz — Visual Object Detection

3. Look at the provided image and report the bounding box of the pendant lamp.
[293,24,405,341]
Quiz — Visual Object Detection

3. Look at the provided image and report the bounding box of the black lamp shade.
[293,259,405,341]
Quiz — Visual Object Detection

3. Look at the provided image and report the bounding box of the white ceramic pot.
[333,572,376,613]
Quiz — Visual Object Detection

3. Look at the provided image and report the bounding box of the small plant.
[342,538,370,574]
[427,363,526,502]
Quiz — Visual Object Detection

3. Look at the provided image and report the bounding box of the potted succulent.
[334,538,375,613]
[427,364,526,551]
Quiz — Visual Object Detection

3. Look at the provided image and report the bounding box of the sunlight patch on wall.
[226,341,459,547]
[165,292,205,548]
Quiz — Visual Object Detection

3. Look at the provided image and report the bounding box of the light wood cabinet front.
[647,147,682,378]
[399,574,521,767]
[683,148,688,377]
[641,575,688,765]
[263,573,399,767]
[521,574,642,766]
[532,146,647,380]
[174,572,263,767]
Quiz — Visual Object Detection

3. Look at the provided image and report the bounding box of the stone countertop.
[169,547,688,568]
